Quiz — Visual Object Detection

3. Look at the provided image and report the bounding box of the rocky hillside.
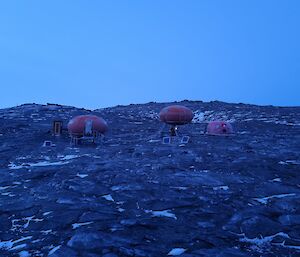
[0,100,300,257]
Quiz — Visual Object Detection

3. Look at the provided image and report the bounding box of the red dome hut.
[159,105,194,125]
[206,121,234,136]
[159,105,194,139]
[68,115,108,144]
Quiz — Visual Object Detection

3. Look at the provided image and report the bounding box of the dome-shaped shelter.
[206,121,234,136]
[159,105,194,125]
[159,105,193,140]
[68,115,108,145]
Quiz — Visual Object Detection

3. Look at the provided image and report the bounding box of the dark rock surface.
[0,100,300,256]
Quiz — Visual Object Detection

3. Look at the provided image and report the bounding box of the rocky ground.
[0,100,300,257]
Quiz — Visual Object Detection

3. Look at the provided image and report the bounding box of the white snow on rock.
[58,155,79,160]
[48,245,61,255]
[273,242,300,250]
[167,248,187,255]
[192,111,205,123]
[140,111,158,120]
[253,193,297,204]
[148,139,161,143]
[43,211,52,216]
[10,244,27,251]
[170,186,188,190]
[145,209,177,220]
[285,160,300,165]
[76,173,88,178]
[278,160,300,165]
[59,154,92,160]
[8,160,70,170]
[213,186,229,191]
[0,240,13,250]
[19,251,30,257]
[0,186,11,190]
[102,194,114,202]
[237,231,300,251]
[22,216,43,229]
[239,232,289,245]
[72,221,94,229]
[1,192,15,197]
[270,178,282,182]
[0,236,32,250]
[278,161,288,165]
[41,230,53,235]
[8,154,96,170]
[57,198,74,204]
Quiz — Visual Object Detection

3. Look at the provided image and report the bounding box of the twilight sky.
[0,0,299,109]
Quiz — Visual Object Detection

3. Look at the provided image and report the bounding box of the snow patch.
[279,160,300,165]
[213,186,229,191]
[148,139,161,143]
[72,221,94,229]
[0,186,11,190]
[76,173,88,178]
[192,111,204,123]
[170,186,188,190]
[254,193,297,204]
[19,251,30,257]
[8,160,70,170]
[43,211,52,216]
[10,244,27,251]
[117,208,125,212]
[270,178,282,183]
[240,232,289,245]
[41,230,53,235]
[237,231,300,251]
[48,245,61,255]
[102,194,114,202]
[146,209,177,220]
[22,216,43,229]
[8,154,95,170]
[0,236,32,250]
[59,155,80,160]
[168,248,186,255]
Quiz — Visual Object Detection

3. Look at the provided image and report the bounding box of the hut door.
[53,121,62,135]
[85,120,93,136]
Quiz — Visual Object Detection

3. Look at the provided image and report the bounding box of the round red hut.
[68,115,108,137]
[206,121,234,135]
[159,105,194,125]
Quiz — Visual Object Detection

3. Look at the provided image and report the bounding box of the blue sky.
[0,1,299,109]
